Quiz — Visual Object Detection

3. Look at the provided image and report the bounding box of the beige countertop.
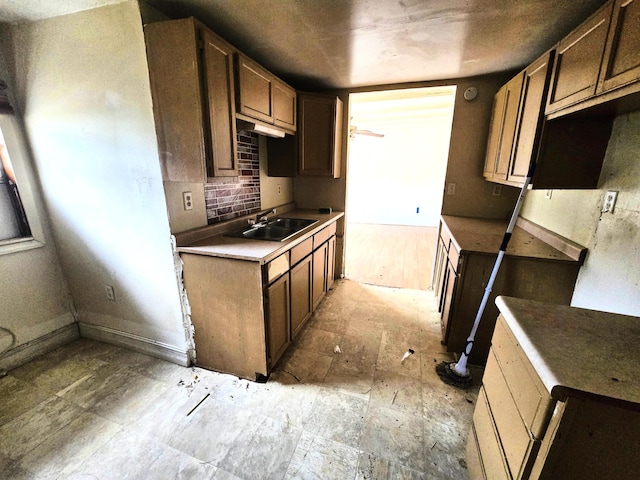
[176,208,344,264]
[441,215,586,263]
[496,295,640,407]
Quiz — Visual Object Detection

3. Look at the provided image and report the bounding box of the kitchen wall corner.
[521,110,640,317]
[163,181,207,234]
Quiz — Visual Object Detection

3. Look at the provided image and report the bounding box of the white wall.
[3,1,190,360]
[521,110,640,316]
[347,117,452,226]
[0,111,75,367]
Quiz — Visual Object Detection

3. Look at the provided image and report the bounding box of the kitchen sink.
[224,217,318,242]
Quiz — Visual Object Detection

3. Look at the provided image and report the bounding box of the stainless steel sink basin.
[267,217,317,230]
[224,217,318,242]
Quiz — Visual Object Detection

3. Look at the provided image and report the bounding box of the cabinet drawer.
[484,349,536,479]
[290,237,313,266]
[492,315,552,438]
[327,221,337,238]
[266,253,289,284]
[473,387,511,480]
[313,225,330,249]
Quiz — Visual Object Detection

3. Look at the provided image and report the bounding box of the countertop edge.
[176,210,344,264]
[496,295,640,409]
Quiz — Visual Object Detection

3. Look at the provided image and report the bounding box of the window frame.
[0,113,46,255]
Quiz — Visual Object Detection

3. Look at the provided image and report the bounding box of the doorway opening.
[345,86,456,290]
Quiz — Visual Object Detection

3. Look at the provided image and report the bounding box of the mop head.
[435,361,473,389]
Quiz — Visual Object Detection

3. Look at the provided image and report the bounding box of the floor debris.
[334,345,342,354]
[186,393,209,416]
[401,348,415,362]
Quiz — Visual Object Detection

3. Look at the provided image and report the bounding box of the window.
[0,78,44,254]
[1,125,31,240]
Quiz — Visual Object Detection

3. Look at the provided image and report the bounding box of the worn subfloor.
[0,279,481,479]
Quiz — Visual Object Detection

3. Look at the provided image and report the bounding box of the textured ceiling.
[0,0,610,90]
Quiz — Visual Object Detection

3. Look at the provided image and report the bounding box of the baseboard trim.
[0,323,79,373]
[78,323,190,367]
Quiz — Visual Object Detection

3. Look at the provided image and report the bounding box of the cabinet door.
[440,259,458,343]
[483,86,507,178]
[598,0,640,94]
[508,52,553,183]
[312,242,328,309]
[494,74,523,180]
[483,74,523,182]
[145,19,207,183]
[298,94,343,178]
[267,273,290,368]
[290,254,312,338]
[272,79,297,132]
[546,3,612,113]
[235,54,273,123]
[201,30,239,177]
[326,235,336,290]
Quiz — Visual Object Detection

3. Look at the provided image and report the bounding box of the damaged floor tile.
[0,279,479,479]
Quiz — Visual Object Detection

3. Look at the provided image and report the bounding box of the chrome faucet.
[255,208,276,225]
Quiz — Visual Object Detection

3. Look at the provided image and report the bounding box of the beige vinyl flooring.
[0,279,480,480]
[344,223,438,291]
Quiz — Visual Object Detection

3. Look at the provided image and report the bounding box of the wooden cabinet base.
[182,254,267,380]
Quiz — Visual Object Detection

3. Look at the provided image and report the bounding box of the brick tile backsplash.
[204,130,261,224]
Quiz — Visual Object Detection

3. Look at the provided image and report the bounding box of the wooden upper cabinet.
[298,93,343,178]
[598,0,640,94]
[235,53,274,124]
[495,74,523,180]
[484,85,507,178]
[508,52,553,183]
[272,79,297,132]
[145,18,207,183]
[144,18,238,181]
[483,74,523,181]
[546,2,613,113]
[201,30,239,177]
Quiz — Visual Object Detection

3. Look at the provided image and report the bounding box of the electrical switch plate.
[105,285,116,301]
[492,185,502,196]
[447,183,456,195]
[183,191,193,211]
[602,190,618,213]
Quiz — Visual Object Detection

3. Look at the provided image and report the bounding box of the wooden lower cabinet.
[327,235,336,290]
[181,218,339,380]
[468,313,640,480]
[290,254,312,338]
[438,216,585,365]
[266,272,290,369]
[312,241,328,309]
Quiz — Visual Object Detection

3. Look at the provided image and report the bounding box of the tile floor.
[0,279,481,480]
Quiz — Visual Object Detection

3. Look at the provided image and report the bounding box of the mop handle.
[453,162,536,374]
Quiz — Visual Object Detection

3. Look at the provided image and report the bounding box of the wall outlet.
[104,285,116,302]
[492,184,502,196]
[277,184,281,195]
[602,190,618,213]
[183,191,193,211]
[446,183,456,195]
